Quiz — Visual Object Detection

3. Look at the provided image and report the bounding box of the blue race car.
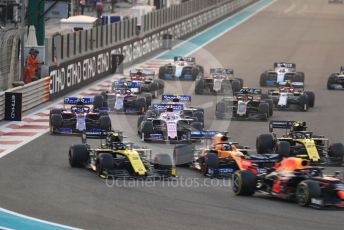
[260,62,305,87]
[327,66,344,90]
[93,81,152,114]
[158,56,204,81]
[49,97,111,134]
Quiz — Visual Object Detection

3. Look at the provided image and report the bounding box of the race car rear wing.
[161,95,192,103]
[274,62,296,70]
[269,120,307,132]
[174,56,195,63]
[129,69,155,77]
[151,103,184,111]
[81,130,125,143]
[64,97,93,105]
[209,68,233,75]
[113,81,141,88]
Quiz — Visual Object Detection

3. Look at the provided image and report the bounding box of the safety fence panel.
[7,77,50,112]
[0,92,4,120]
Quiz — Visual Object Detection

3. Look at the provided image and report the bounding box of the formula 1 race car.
[195,68,243,94]
[233,157,344,208]
[327,66,344,90]
[173,132,283,177]
[158,56,204,80]
[256,121,344,165]
[260,63,305,87]
[129,68,165,97]
[160,94,205,125]
[69,130,176,179]
[49,97,111,134]
[137,103,203,142]
[215,88,273,121]
[267,82,315,111]
[93,81,152,114]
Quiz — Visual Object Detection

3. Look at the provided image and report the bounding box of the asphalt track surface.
[1,0,344,229]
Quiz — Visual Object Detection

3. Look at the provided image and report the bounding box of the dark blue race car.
[49,97,111,135]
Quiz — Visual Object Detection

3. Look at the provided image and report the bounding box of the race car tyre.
[221,80,232,94]
[195,79,205,94]
[258,102,269,120]
[96,153,114,177]
[191,121,203,131]
[260,94,269,100]
[327,74,337,90]
[277,141,291,158]
[260,72,268,86]
[137,115,146,129]
[328,143,344,159]
[231,80,241,93]
[158,67,166,79]
[141,121,154,141]
[216,101,226,114]
[151,81,160,98]
[232,170,257,196]
[157,79,165,91]
[236,78,244,88]
[50,114,63,134]
[296,180,321,207]
[197,65,204,75]
[304,91,315,107]
[142,93,152,106]
[99,115,111,130]
[98,110,109,117]
[206,151,219,169]
[298,95,309,111]
[50,108,63,115]
[69,144,89,167]
[192,111,204,124]
[93,95,104,110]
[294,72,305,83]
[136,97,147,114]
[173,144,193,166]
[256,133,275,154]
[154,153,173,170]
[263,99,274,117]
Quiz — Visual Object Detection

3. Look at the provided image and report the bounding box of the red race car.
[232,157,344,208]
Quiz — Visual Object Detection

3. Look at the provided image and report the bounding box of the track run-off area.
[1,0,344,229]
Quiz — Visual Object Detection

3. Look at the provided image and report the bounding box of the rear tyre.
[154,153,173,171]
[258,102,269,121]
[93,95,104,110]
[327,74,337,90]
[50,114,63,134]
[296,180,321,207]
[191,121,203,131]
[256,133,275,154]
[231,80,241,93]
[328,143,344,160]
[232,170,257,196]
[99,116,111,130]
[173,144,193,166]
[294,72,305,83]
[135,97,147,114]
[277,141,290,158]
[304,91,315,108]
[299,95,309,112]
[141,121,154,141]
[96,153,114,177]
[195,79,205,94]
[260,72,268,86]
[69,144,89,167]
[192,111,204,124]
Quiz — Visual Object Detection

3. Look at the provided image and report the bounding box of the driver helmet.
[76,98,84,106]
[107,132,122,144]
[292,121,307,132]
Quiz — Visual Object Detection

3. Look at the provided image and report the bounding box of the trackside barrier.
[0,0,257,121]
[6,77,50,113]
[0,92,4,120]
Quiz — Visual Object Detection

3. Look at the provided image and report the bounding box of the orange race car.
[233,157,344,208]
[173,132,283,177]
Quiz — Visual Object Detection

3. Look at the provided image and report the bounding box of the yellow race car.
[69,130,176,179]
[256,121,344,165]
